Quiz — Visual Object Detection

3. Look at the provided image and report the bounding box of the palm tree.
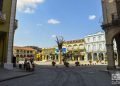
[56,36,64,64]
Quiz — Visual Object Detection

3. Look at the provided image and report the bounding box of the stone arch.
[113,32,120,67]
[93,53,97,61]
[104,28,120,69]
[105,27,120,44]
[87,53,92,60]
[99,53,104,61]
[114,52,117,61]
[104,30,116,69]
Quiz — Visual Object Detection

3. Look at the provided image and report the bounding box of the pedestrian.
[24,58,27,70]
[12,55,16,67]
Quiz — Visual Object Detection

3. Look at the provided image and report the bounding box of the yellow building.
[41,39,85,61]
[42,47,56,61]
[0,0,17,69]
[64,39,85,61]
[13,46,36,58]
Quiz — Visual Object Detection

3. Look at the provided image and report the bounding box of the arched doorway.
[80,55,84,61]
[93,53,97,61]
[114,52,117,61]
[99,53,104,62]
[87,53,92,61]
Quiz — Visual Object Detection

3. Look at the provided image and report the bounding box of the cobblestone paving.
[0,65,111,86]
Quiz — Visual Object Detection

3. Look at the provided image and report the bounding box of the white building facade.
[84,32,117,62]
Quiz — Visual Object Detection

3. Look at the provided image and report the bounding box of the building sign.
[55,48,67,53]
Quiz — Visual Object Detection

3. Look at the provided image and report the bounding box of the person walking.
[12,55,16,67]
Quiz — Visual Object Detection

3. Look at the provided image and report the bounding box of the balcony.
[14,19,18,30]
[0,11,6,24]
[111,13,120,26]
[101,13,120,29]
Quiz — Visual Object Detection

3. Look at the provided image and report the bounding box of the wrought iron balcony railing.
[101,13,120,29]
[0,11,6,24]
[111,13,120,25]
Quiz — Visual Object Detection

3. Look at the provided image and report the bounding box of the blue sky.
[14,0,103,48]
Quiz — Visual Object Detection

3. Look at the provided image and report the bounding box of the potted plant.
[75,61,80,66]
[64,61,69,67]
[52,61,56,66]
[96,60,99,63]
[89,60,92,65]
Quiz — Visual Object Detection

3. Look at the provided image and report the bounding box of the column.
[115,35,120,67]
[92,53,94,61]
[4,0,17,70]
[117,46,120,67]
[95,52,100,61]
[85,53,87,61]
[106,44,116,70]
[118,53,120,67]
[103,52,106,63]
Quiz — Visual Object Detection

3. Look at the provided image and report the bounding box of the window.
[88,45,91,51]
[30,51,32,53]
[93,37,96,41]
[93,45,96,50]
[0,0,3,11]
[88,38,90,42]
[17,50,19,53]
[99,44,102,50]
[98,36,102,41]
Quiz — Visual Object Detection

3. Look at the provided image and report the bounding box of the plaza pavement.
[0,67,34,82]
[0,61,108,82]
[0,61,119,86]
[0,65,112,86]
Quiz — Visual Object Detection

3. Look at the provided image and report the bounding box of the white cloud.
[89,15,96,20]
[48,19,60,24]
[17,0,45,13]
[51,35,56,38]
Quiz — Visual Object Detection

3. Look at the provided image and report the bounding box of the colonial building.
[41,39,85,62]
[42,47,56,61]
[13,46,36,59]
[84,31,117,62]
[0,0,17,69]
[101,0,120,69]
[64,39,85,61]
